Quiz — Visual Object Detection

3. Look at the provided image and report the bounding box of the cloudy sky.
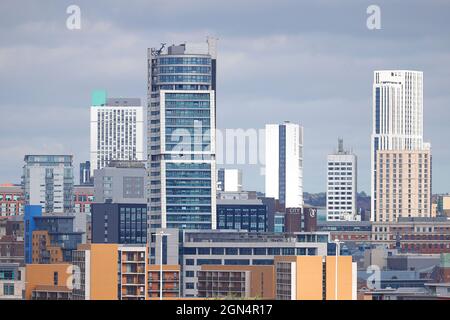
[0,0,449,193]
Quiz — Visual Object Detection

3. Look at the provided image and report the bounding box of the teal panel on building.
[92,90,107,106]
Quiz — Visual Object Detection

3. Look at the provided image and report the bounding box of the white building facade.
[371,70,431,221]
[265,122,303,208]
[90,94,144,176]
[326,139,358,221]
[217,168,242,192]
[22,155,74,213]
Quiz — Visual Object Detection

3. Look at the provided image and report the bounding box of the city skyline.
[1,1,450,195]
[2,0,450,304]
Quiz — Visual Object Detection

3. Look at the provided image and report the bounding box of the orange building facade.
[275,256,356,300]
[25,263,73,300]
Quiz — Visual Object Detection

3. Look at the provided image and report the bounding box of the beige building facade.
[375,149,431,222]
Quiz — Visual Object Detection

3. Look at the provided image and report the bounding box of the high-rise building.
[217,168,242,192]
[22,155,74,214]
[79,161,93,185]
[265,121,303,208]
[375,149,431,222]
[371,70,431,221]
[326,138,358,221]
[90,91,144,175]
[147,38,217,230]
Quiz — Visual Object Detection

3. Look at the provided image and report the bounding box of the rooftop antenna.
[338,137,344,153]
[151,43,166,56]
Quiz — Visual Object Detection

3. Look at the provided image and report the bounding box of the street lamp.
[155,230,170,301]
[333,239,343,300]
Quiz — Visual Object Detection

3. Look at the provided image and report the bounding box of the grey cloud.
[0,0,449,193]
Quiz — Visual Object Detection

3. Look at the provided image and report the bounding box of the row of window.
[182,247,317,256]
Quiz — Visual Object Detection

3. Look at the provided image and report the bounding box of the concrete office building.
[90,91,144,175]
[0,184,23,217]
[375,149,431,222]
[148,228,180,265]
[326,138,358,221]
[147,38,217,230]
[265,122,303,208]
[179,230,330,297]
[217,168,242,192]
[22,155,74,214]
[371,70,432,222]
[275,255,357,300]
[93,161,146,204]
[92,161,147,244]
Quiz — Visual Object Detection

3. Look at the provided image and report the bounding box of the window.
[3,284,14,296]
[53,272,58,285]
[185,259,194,266]
[185,271,195,277]
[197,248,210,255]
[211,248,224,255]
[253,248,266,255]
[239,248,252,255]
[186,283,195,290]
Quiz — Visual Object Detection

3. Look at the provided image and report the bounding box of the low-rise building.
[216,198,267,232]
[0,184,23,217]
[179,230,330,297]
[0,263,25,300]
[73,185,94,214]
[372,217,450,253]
[72,243,181,300]
[275,255,357,300]
[147,265,181,299]
[25,263,73,300]
[197,265,274,299]
[318,220,372,243]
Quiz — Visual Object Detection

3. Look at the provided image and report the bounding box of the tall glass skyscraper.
[147,38,217,230]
